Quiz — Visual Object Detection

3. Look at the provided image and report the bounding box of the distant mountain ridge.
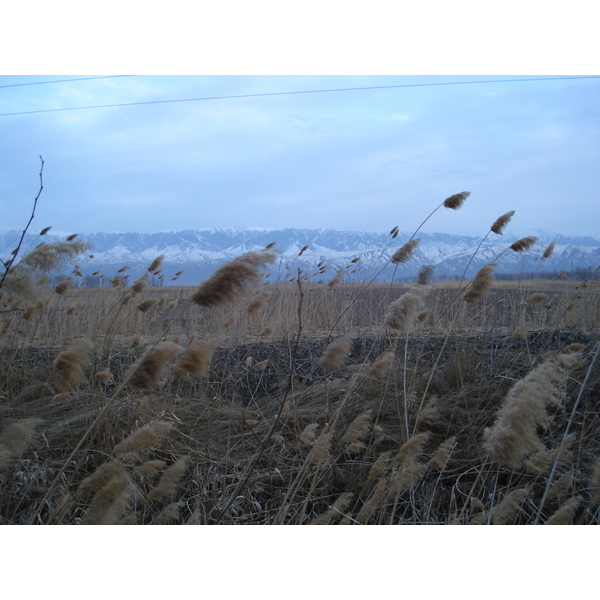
[1,227,598,286]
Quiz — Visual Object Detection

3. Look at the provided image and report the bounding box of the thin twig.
[0,156,44,290]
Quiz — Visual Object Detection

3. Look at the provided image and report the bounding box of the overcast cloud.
[1,74,599,239]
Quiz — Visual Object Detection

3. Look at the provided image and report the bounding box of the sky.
[1,10,599,241]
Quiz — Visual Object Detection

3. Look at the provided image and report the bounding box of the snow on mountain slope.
[1,227,598,285]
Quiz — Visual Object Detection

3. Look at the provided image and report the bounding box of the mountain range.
[1,227,599,286]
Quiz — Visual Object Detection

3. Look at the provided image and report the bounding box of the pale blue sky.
[2,5,599,240]
[2,75,598,239]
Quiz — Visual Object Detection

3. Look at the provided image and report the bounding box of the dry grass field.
[1,196,599,525]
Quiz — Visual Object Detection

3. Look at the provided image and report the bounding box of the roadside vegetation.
[1,164,598,524]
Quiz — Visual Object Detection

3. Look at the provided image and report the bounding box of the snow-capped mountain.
[1,227,598,286]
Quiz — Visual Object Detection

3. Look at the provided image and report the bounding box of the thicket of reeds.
[1,188,599,525]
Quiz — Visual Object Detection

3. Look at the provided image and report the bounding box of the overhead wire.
[0,75,598,117]
[0,75,134,89]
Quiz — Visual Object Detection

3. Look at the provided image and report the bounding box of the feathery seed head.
[318,335,352,370]
[443,191,470,210]
[246,291,270,314]
[136,298,158,313]
[172,338,215,380]
[147,255,164,273]
[417,264,435,286]
[131,274,149,295]
[391,239,420,264]
[542,242,556,259]
[510,236,538,252]
[192,250,277,308]
[113,421,174,456]
[127,341,182,389]
[491,211,515,235]
[22,306,37,321]
[367,351,395,378]
[55,279,74,295]
[464,263,496,302]
[328,270,344,288]
[528,293,549,304]
[53,338,93,389]
[384,285,430,332]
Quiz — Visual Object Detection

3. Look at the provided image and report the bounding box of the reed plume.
[191,250,277,308]
[528,293,549,304]
[483,349,582,467]
[113,421,174,456]
[172,338,215,380]
[417,265,434,285]
[368,452,391,481]
[443,191,470,210]
[22,306,36,321]
[367,351,395,378]
[318,335,352,370]
[80,473,135,525]
[342,410,372,444]
[464,263,496,302]
[147,255,164,273]
[309,431,334,465]
[309,492,353,525]
[53,338,93,389]
[94,369,113,383]
[490,487,530,524]
[126,342,182,389]
[396,432,430,465]
[55,279,74,295]
[328,270,344,287]
[131,274,149,295]
[246,291,269,314]
[544,497,581,525]
[384,285,430,332]
[299,423,319,445]
[79,460,126,492]
[391,239,420,264]
[153,501,185,524]
[429,437,456,470]
[137,298,158,313]
[491,211,515,235]
[136,460,167,478]
[148,456,189,500]
[0,418,41,470]
[510,236,538,252]
[357,478,388,523]
[542,242,556,259]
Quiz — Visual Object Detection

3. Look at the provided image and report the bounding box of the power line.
[0,75,134,89]
[0,75,598,117]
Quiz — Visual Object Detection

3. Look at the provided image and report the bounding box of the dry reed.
[483,349,582,467]
[391,239,420,264]
[443,191,470,210]
[464,263,496,302]
[510,236,538,252]
[318,335,352,370]
[53,338,93,389]
[147,255,164,273]
[55,279,74,295]
[126,342,182,389]
[491,211,515,235]
[191,250,277,308]
[148,456,189,500]
[172,338,215,380]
